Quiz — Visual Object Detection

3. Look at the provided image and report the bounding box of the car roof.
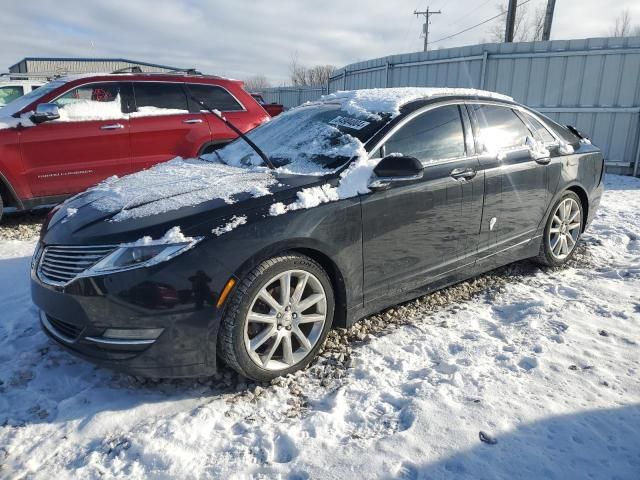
[57,72,241,85]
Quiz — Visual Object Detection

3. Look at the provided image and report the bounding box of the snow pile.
[526,136,551,160]
[84,157,277,221]
[318,87,513,119]
[123,226,195,247]
[211,215,247,236]
[130,106,189,118]
[56,96,124,122]
[269,143,374,216]
[0,175,638,479]
[559,141,575,154]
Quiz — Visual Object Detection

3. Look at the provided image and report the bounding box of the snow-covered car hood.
[42,158,329,245]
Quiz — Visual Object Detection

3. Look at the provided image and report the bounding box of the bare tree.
[307,65,336,86]
[243,74,271,92]
[611,9,632,37]
[488,2,546,42]
[289,54,336,87]
[289,53,308,87]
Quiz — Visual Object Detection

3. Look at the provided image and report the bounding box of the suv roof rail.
[111,66,143,74]
[164,68,203,75]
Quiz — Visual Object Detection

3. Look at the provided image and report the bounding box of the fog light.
[103,328,164,340]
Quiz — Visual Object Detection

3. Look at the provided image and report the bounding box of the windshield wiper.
[190,97,275,170]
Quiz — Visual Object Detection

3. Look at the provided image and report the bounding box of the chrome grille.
[38,244,116,285]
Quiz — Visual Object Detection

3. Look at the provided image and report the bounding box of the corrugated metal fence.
[266,36,640,175]
[261,86,327,110]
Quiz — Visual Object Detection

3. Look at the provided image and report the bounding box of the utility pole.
[414,6,442,52]
[542,0,556,41]
[504,0,517,42]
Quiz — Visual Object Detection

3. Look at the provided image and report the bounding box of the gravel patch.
[0,210,48,241]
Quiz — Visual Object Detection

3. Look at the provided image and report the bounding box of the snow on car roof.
[316,87,514,119]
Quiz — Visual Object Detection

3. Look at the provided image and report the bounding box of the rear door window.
[521,112,556,143]
[187,84,244,112]
[471,104,532,151]
[54,82,124,121]
[133,82,189,114]
[383,105,466,163]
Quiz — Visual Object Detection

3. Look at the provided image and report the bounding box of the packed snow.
[0,174,638,479]
[83,158,277,221]
[211,215,247,236]
[526,136,551,160]
[123,226,195,247]
[208,106,366,175]
[317,87,513,120]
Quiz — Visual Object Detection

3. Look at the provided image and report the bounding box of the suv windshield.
[0,80,65,116]
[213,104,389,173]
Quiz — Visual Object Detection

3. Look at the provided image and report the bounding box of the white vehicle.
[0,80,44,109]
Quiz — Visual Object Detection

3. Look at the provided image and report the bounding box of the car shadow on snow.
[394,405,640,480]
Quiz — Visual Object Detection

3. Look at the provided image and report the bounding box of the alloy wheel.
[243,269,327,371]
[548,197,582,260]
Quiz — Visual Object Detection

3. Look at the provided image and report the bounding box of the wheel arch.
[230,240,350,329]
[565,184,589,232]
[197,140,230,156]
[0,171,23,209]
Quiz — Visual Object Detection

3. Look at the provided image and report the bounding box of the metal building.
[8,57,182,77]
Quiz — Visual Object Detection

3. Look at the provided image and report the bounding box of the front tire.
[218,253,335,382]
[535,191,584,266]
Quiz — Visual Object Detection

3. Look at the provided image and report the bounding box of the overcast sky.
[2,0,639,84]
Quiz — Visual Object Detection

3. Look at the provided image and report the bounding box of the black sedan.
[31,88,604,382]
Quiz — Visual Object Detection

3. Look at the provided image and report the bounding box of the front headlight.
[84,239,201,276]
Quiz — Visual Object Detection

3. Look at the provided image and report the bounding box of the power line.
[449,0,494,27]
[430,0,534,46]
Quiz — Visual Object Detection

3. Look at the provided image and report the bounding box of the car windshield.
[0,80,65,116]
[212,104,389,173]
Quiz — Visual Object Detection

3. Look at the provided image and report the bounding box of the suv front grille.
[38,245,116,285]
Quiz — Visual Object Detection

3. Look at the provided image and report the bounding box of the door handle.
[100,123,124,130]
[450,167,477,180]
[535,157,551,165]
[183,119,203,124]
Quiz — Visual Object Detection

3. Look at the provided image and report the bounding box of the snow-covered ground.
[1,175,639,479]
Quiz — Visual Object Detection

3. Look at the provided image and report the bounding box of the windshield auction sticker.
[329,116,370,130]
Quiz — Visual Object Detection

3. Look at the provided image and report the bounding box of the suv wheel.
[218,253,334,381]
[535,191,583,266]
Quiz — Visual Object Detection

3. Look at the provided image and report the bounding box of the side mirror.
[369,154,424,190]
[31,103,60,124]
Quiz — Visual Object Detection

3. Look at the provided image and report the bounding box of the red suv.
[0,72,270,220]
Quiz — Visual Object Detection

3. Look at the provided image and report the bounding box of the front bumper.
[31,245,229,378]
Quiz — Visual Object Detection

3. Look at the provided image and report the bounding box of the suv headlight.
[84,238,202,276]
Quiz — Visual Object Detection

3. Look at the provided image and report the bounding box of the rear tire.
[535,191,584,267]
[217,253,334,382]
